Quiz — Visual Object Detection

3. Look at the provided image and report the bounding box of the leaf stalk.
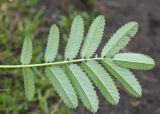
[0,57,107,68]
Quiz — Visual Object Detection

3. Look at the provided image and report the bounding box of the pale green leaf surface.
[45,24,59,62]
[101,22,138,57]
[101,59,142,97]
[65,64,99,113]
[45,66,78,108]
[23,68,35,101]
[65,15,84,60]
[113,53,155,70]
[20,36,32,64]
[81,15,105,58]
[82,61,120,105]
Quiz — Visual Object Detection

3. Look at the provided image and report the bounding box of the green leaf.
[45,24,59,62]
[20,36,32,64]
[45,66,78,108]
[101,22,138,57]
[101,59,142,97]
[23,68,35,101]
[81,15,105,58]
[65,64,99,113]
[82,61,120,105]
[113,53,155,70]
[65,15,84,60]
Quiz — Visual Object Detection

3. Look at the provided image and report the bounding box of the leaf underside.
[81,15,105,58]
[65,15,84,60]
[45,24,59,62]
[65,64,99,113]
[113,53,155,70]
[45,66,78,108]
[16,15,156,113]
[101,22,138,57]
[101,59,142,97]
[23,68,35,101]
[20,36,32,64]
[82,61,120,105]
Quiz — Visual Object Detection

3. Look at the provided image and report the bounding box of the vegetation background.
[0,0,160,114]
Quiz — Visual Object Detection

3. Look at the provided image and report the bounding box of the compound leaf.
[65,64,99,113]
[20,36,32,64]
[113,53,155,70]
[65,15,84,60]
[101,59,142,97]
[45,24,59,62]
[45,66,78,108]
[6,15,156,113]
[101,22,138,57]
[23,68,35,101]
[82,61,120,105]
[81,15,105,58]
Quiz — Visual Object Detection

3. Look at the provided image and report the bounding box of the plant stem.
[51,99,62,114]
[0,57,107,69]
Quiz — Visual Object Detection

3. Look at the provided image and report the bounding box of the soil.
[40,0,160,114]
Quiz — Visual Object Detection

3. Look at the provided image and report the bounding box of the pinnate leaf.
[65,64,99,113]
[45,24,59,62]
[45,66,78,108]
[82,61,120,105]
[81,15,105,58]
[101,59,142,97]
[23,68,35,101]
[20,36,32,64]
[65,15,84,60]
[113,53,155,70]
[101,22,138,57]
